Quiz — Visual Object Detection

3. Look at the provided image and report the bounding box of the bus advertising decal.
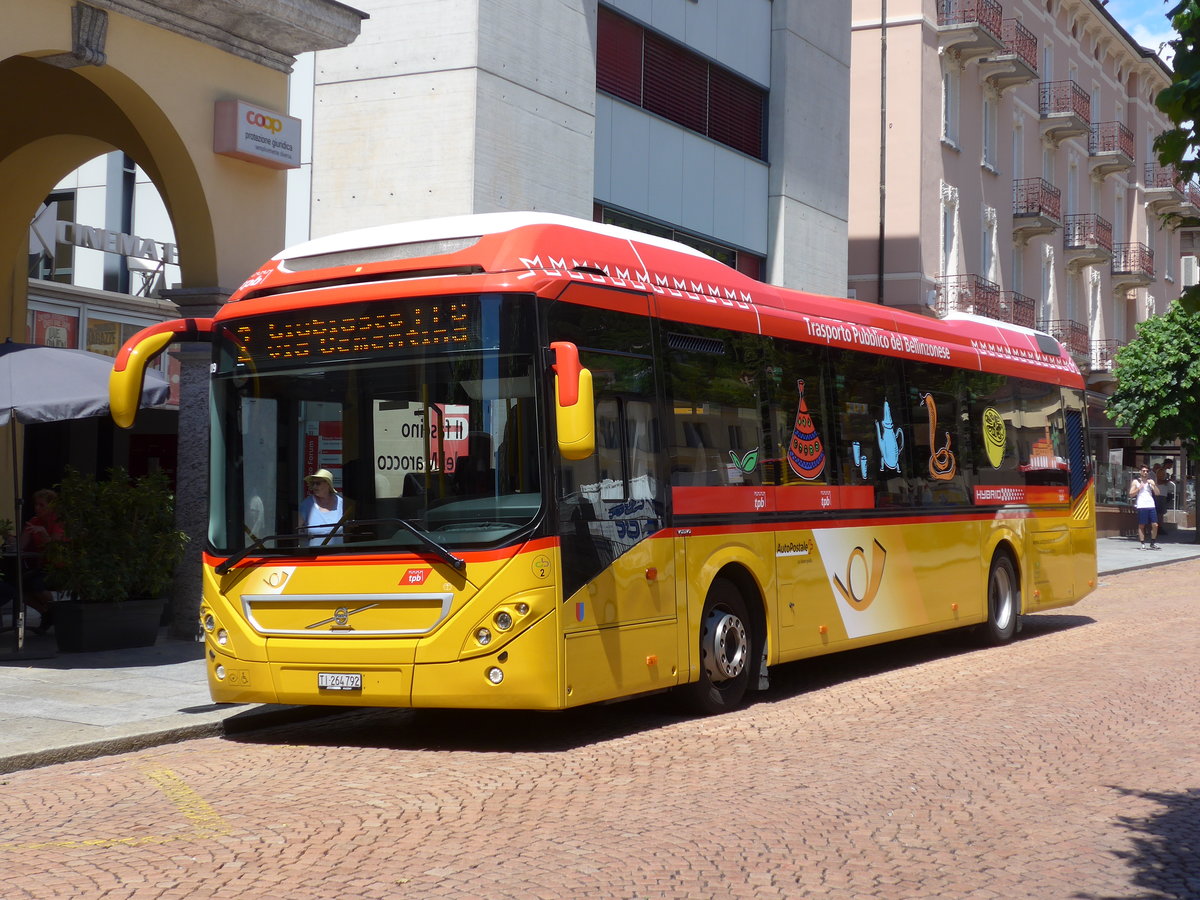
[672,484,876,516]
[922,393,957,481]
[811,530,926,639]
[973,485,1069,505]
[802,316,958,366]
[786,380,826,480]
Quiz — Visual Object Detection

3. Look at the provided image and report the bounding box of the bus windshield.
[207,293,544,557]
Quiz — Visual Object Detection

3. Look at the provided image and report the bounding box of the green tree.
[1110,304,1200,478]
[1155,1,1200,311]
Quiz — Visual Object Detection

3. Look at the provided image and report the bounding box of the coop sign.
[213,99,302,170]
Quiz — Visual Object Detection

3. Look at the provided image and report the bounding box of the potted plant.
[45,467,188,652]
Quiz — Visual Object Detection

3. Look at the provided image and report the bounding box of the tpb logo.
[246,110,283,133]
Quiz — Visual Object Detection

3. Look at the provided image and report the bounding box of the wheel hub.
[701,609,748,682]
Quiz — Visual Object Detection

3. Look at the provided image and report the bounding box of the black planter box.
[54,597,165,653]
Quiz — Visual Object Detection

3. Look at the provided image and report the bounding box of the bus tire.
[681,579,752,715]
[982,552,1019,644]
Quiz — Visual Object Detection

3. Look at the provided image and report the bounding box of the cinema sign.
[55,221,179,265]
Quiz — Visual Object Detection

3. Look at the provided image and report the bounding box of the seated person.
[21,488,65,634]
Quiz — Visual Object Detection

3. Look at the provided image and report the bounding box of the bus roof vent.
[1034,332,1064,356]
[666,332,726,355]
[280,236,482,273]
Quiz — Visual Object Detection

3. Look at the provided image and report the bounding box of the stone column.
[163,287,226,640]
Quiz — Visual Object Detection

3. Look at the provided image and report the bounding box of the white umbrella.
[1,339,170,654]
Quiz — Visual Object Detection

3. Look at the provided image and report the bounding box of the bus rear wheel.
[982,553,1019,644]
[682,580,752,714]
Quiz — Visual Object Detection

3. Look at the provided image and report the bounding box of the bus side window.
[664,326,764,488]
[904,363,971,507]
[764,338,831,487]
[829,350,907,507]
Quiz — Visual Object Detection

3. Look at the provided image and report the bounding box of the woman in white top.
[1128,464,1160,550]
[300,468,344,547]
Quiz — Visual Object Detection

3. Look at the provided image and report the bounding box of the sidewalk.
[2,527,1198,775]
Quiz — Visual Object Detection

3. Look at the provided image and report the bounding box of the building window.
[28,191,76,284]
[596,5,767,160]
[982,206,997,282]
[594,203,765,280]
[982,95,997,170]
[942,63,960,146]
[940,182,959,276]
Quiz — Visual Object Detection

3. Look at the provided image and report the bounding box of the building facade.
[287,0,852,297]
[848,0,1188,525]
[4,0,364,635]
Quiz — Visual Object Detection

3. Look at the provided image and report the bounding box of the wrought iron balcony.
[1063,213,1113,269]
[1013,177,1061,243]
[1089,339,1125,375]
[1039,80,1090,144]
[1088,121,1134,180]
[980,19,1038,91]
[1039,318,1088,358]
[999,290,1036,329]
[936,0,1003,60]
[1112,242,1155,291]
[936,274,1001,319]
[1145,162,1187,216]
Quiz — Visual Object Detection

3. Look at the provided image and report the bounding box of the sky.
[1102,0,1177,65]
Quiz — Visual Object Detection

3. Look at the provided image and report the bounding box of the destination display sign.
[229,299,477,368]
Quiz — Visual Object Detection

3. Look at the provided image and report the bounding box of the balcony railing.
[936,274,1001,319]
[1000,18,1037,71]
[1090,339,1125,373]
[1013,177,1061,220]
[1145,161,1183,190]
[999,290,1036,329]
[938,0,1002,33]
[1064,214,1113,252]
[1039,80,1090,122]
[1089,121,1134,159]
[1039,318,1088,356]
[1112,242,1155,279]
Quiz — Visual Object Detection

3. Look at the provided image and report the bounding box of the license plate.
[318,672,362,691]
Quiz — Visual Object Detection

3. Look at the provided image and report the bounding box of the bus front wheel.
[682,580,752,714]
[983,553,1019,644]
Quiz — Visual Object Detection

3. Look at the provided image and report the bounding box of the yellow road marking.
[0,766,231,851]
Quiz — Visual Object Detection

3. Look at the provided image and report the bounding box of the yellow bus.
[111,213,1096,714]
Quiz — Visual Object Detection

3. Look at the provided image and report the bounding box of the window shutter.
[597,6,643,104]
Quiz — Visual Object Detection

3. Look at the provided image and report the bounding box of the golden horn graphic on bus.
[832,539,887,611]
[923,393,957,481]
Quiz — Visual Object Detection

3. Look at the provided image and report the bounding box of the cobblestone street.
[2,560,1198,899]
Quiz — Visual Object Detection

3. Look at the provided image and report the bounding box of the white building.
[286,0,852,297]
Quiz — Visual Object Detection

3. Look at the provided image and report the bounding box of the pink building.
[849,0,1189,518]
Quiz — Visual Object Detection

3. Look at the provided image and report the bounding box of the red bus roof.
[224,212,1083,388]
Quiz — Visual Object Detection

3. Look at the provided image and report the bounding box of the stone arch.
[0,53,219,315]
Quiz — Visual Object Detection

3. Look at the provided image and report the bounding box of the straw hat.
[304,468,335,488]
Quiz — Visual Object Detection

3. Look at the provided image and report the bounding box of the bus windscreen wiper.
[214,532,303,575]
[214,519,466,575]
[349,518,466,571]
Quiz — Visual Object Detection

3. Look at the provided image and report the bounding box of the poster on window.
[86,318,123,357]
[32,310,79,348]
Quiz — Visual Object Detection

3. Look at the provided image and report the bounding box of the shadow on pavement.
[225,614,1097,756]
[1075,786,1200,900]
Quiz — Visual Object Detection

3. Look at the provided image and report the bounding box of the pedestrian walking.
[1129,465,1161,550]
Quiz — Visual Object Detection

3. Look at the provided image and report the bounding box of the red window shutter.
[597,6,643,105]
[643,31,708,135]
[709,67,766,159]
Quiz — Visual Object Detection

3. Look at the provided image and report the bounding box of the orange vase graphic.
[787,379,826,480]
